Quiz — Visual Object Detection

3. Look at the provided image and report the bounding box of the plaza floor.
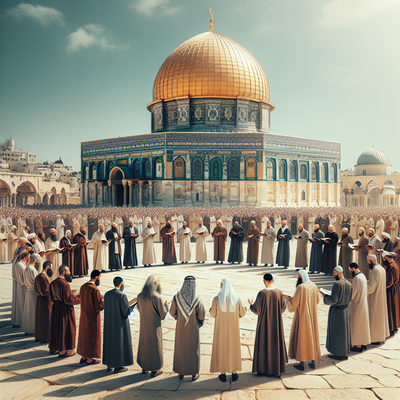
[0,240,399,400]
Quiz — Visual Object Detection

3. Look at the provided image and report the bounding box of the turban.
[367,254,377,261]
[382,251,393,258]
[27,233,36,239]
[382,232,391,240]
[334,266,343,273]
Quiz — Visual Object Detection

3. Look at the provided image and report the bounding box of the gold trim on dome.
[148,31,272,111]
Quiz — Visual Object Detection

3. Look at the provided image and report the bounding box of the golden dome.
[148,31,274,110]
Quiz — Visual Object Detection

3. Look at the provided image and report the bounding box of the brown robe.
[212,226,228,261]
[386,260,400,332]
[65,216,73,234]
[160,225,177,264]
[34,273,52,342]
[357,235,370,279]
[250,289,287,376]
[49,277,80,352]
[246,226,260,264]
[59,237,74,275]
[338,235,354,280]
[72,232,88,276]
[77,282,104,359]
[34,216,43,234]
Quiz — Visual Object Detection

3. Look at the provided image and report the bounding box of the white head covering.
[65,230,71,235]
[299,269,310,283]
[218,278,238,313]
[334,266,343,273]
[367,254,377,261]
[27,233,36,239]
[382,232,391,240]
[382,251,392,259]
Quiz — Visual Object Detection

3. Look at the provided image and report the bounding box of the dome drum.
[150,98,271,133]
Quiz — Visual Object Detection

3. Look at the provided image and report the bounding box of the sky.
[0,0,399,173]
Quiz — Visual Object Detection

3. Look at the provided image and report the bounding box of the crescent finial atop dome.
[209,8,214,31]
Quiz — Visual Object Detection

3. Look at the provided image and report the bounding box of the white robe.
[390,220,398,240]
[178,226,192,262]
[56,218,65,241]
[45,238,60,282]
[0,232,8,263]
[72,217,80,237]
[349,272,370,346]
[7,217,13,234]
[177,214,184,231]
[261,216,270,235]
[8,232,18,262]
[367,264,390,342]
[18,218,26,237]
[1,217,7,234]
[136,216,143,243]
[21,264,38,334]
[142,226,156,265]
[375,219,384,239]
[193,225,209,261]
[114,216,124,237]
[209,216,216,242]
[104,217,112,233]
[261,227,276,265]
[349,216,358,238]
[92,230,108,271]
[275,216,282,234]
[14,260,27,327]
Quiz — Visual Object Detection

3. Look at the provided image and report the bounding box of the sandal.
[86,359,100,365]
[192,374,200,381]
[150,370,163,378]
[179,375,184,380]
[142,370,148,374]
[293,363,304,371]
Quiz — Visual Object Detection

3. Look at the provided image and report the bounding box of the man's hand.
[248,299,253,305]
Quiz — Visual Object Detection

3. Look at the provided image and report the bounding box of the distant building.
[0,139,36,164]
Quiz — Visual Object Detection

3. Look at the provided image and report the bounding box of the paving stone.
[256,390,308,399]
[306,388,378,399]
[372,387,400,400]
[222,389,256,400]
[58,386,108,399]
[20,385,78,399]
[241,345,251,360]
[370,374,400,388]
[323,374,384,388]
[230,373,284,390]
[281,374,330,389]
[179,373,230,390]
[101,389,222,400]
[369,349,400,359]
[0,374,49,399]
[139,372,180,391]
[332,358,399,375]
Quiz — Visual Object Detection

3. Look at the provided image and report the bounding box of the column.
[138,181,143,207]
[81,182,85,205]
[129,182,134,207]
[203,181,210,206]
[148,181,154,206]
[84,181,89,205]
[107,181,112,206]
[94,182,98,206]
[379,189,383,207]
[111,185,116,206]
[123,180,128,207]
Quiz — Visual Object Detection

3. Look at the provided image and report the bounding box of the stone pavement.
[1,240,400,400]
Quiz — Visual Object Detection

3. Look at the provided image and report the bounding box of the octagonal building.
[81,27,341,207]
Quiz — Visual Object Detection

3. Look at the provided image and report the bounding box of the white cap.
[367,254,377,261]
[382,232,391,240]
[334,266,343,273]
[27,233,36,239]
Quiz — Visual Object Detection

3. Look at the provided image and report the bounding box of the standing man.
[212,219,228,265]
[103,277,136,373]
[49,265,80,356]
[136,275,168,376]
[260,220,276,267]
[367,254,390,345]
[160,220,177,265]
[322,225,339,275]
[348,262,370,352]
[276,220,292,269]
[228,221,244,264]
[286,270,321,370]
[73,226,88,277]
[246,221,260,267]
[34,261,53,343]
[77,270,104,365]
[320,266,352,360]
[13,251,29,328]
[294,224,309,270]
[59,230,74,275]
[309,224,324,274]
[106,223,122,271]
[338,228,354,280]
[123,220,139,269]
[8,226,19,262]
[55,215,65,241]
[142,220,156,267]
[248,273,287,377]
[193,219,209,263]
[45,228,60,281]
[178,221,192,264]
[91,224,108,272]
[354,227,370,279]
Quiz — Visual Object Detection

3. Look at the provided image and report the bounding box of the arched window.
[210,157,222,180]
[311,162,319,182]
[279,160,287,180]
[300,164,307,180]
[330,164,337,182]
[192,157,204,180]
[228,158,239,180]
[266,159,275,180]
[154,157,163,178]
[106,161,114,178]
[133,159,140,179]
[91,163,96,180]
[174,157,185,179]
[321,163,328,182]
[143,158,151,179]
[246,158,256,179]
[289,161,297,181]
[97,161,104,180]
[301,190,306,201]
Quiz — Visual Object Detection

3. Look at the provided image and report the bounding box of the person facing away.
[136,275,168,378]
[170,276,205,381]
[320,266,352,360]
[286,270,321,370]
[210,278,246,382]
[77,270,104,365]
[248,273,287,377]
[103,277,136,373]
[348,262,370,352]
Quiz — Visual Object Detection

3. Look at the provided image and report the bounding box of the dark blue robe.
[322,231,338,275]
[228,225,244,263]
[105,229,122,271]
[276,227,292,268]
[309,230,325,272]
[123,226,138,268]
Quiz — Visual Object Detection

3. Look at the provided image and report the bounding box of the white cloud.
[130,0,181,17]
[318,0,398,29]
[7,2,65,26]
[66,24,129,53]
[316,66,361,87]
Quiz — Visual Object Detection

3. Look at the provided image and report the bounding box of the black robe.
[232,216,241,225]
[382,239,394,268]
[276,228,292,268]
[227,225,244,263]
[103,288,134,368]
[59,237,74,275]
[88,216,97,239]
[322,231,338,275]
[309,230,325,273]
[123,226,138,268]
[105,229,122,270]
[241,216,251,240]
[290,216,298,234]
[321,217,330,235]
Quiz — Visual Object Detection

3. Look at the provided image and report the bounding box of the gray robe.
[356,235,369,279]
[309,230,324,273]
[323,279,352,357]
[170,295,205,375]
[102,288,133,368]
[261,227,276,265]
[338,235,354,280]
[136,292,167,371]
[295,229,309,268]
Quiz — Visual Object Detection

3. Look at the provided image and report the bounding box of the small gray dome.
[356,147,390,166]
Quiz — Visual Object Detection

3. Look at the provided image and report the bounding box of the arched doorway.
[0,180,11,206]
[110,167,124,207]
[16,181,37,206]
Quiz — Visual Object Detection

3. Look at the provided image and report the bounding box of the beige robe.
[261,227,276,265]
[8,232,18,262]
[14,260,27,327]
[72,217,80,237]
[0,233,7,263]
[178,227,192,262]
[390,220,398,241]
[142,226,156,265]
[349,272,370,346]
[287,281,321,362]
[92,230,108,271]
[294,229,309,268]
[152,216,160,242]
[21,264,38,334]
[193,225,209,262]
[376,219,384,239]
[368,264,390,342]
[209,296,246,373]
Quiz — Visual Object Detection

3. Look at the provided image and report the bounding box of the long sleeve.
[323,282,339,306]
[155,295,168,320]
[209,297,218,318]
[119,294,130,318]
